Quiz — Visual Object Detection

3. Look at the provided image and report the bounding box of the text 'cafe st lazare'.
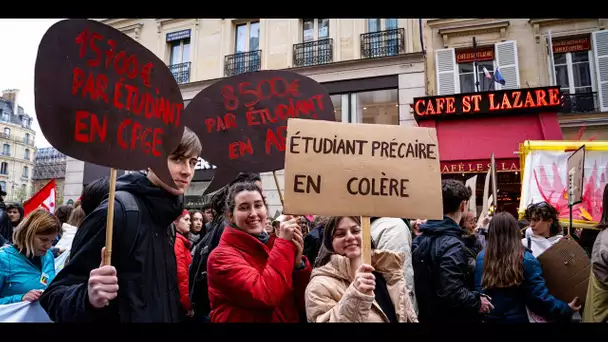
[410,86,564,215]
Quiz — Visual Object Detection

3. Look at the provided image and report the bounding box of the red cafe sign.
[441,159,520,174]
[412,86,562,122]
[456,46,495,64]
[552,35,591,54]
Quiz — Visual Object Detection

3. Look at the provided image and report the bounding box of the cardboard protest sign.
[567,145,585,206]
[182,70,335,194]
[283,119,443,219]
[35,19,185,188]
[537,237,590,305]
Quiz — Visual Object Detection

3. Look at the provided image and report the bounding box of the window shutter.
[592,30,608,112]
[495,40,520,90]
[435,48,459,95]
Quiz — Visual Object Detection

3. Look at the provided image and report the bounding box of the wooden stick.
[361,216,372,265]
[103,168,118,266]
[272,171,285,208]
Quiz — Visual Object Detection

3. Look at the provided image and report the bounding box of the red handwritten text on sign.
[71,27,183,157]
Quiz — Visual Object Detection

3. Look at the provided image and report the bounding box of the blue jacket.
[0,245,56,304]
[474,250,572,323]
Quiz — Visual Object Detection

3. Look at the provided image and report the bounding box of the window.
[232,21,261,74]
[297,19,331,67]
[459,60,496,93]
[302,19,329,42]
[0,162,8,175]
[553,51,593,95]
[365,19,399,58]
[168,31,191,84]
[3,128,9,137]
[24,149,30,160]
[331,89,399,125]
[1,112,8,122]
[22,166,28,178]
[0,181,5,192]
[2,144,9,155]
[24,133,30,144]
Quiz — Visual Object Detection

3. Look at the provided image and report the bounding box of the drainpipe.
[419,19,429,96]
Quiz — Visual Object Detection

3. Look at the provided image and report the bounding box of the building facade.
[100,18,427,214]
[0,89,36,203]
[32,147,66,204]
[420,18,608,215]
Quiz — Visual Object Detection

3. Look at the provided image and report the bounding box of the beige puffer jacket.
[305,249,418,322]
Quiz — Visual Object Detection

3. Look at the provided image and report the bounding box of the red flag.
[23,179,56,217]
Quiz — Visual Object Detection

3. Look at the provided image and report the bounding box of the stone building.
[0,89,36,203]
[100,18,427,214]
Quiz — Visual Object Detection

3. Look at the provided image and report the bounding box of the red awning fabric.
[418,112,563,162]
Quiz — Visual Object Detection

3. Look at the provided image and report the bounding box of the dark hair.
[225,182,268,219]
[201,202,213,211]
[81,177,110,216]
[314,216,376,268]
[482,212,524,289]
[442,179,472,215]
[55,205,73,225]
[517,220,530,230]
[67,206,86,227]
[525,201,562,236]
[597,184,608,230]
[170,127,202,159]
[230,172,261,186]
[207,172,263,226]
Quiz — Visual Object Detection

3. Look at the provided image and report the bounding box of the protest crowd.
[0,19,607,324]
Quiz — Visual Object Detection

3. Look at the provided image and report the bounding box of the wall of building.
[0,122,36,202]
[63,157,84,204]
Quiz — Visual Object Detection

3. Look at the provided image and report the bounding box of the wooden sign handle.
[103,168,118,266]
[361,216,372,265]
[272,170,285,208]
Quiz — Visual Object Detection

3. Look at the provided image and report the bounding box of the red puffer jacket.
[207,226,312,322]
[174,232,192,312]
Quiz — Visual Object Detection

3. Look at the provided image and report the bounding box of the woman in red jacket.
[207,181,312,322]
[173,209,193,318]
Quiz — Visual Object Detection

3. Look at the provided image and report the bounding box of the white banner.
[520,150,607,223]
[0,301,52,322]
[54,251,70,273]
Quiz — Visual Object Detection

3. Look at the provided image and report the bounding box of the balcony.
[169,62,191,85]
[224,50,262,77]
[293,38,333,67]
[0,134,34,146]
[360,28,405,59]
[560,92,599,114]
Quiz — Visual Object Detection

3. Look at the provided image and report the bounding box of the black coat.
[412,217,482,323]
[40,172,184,323]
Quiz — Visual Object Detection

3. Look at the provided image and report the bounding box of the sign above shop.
[412,86,562,122]
[552,35,591,54]
[441,159,520,174]
[455,46,494,64]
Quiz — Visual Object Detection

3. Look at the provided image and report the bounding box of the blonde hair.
[12,209,61,257]
[67,206,86,227]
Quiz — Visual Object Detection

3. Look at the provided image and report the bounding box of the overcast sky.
[0,19,63,149]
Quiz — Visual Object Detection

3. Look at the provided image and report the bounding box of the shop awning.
[418,113,563,173]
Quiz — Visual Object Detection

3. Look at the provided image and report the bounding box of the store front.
[412,86,564,217]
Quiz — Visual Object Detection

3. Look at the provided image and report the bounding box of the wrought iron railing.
[293,38,333,67]
[0,133,35,146]
[224,50,262,77]
[560,92,598,114]
[360,28,405,59]
[169,62,191,85]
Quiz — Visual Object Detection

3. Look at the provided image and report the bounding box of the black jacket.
[412,216,481,322]
[40,172,184,323]
[0,204,23,244]
[303,225,324,265]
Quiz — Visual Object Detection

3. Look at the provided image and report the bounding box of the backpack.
[189,219,225,321]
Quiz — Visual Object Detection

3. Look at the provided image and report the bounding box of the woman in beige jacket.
[304,216,418,323]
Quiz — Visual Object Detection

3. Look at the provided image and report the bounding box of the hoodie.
[522,227,563,258]
[40,172,184,323]
[412,216,481,322]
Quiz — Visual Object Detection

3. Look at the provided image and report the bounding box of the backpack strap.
[114,191,141,259]
[527,236,532,251]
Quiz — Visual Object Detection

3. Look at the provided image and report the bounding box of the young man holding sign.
[412,179,494,322]
[40,129,202,323]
